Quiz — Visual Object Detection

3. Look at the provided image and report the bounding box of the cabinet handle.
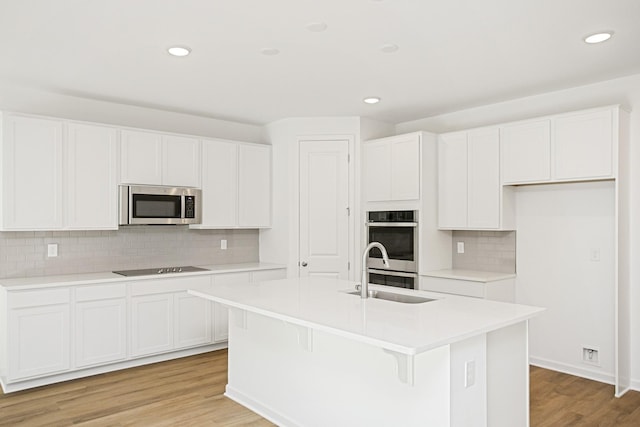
[301,262,308,267]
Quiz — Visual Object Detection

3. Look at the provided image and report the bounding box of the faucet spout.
[360,242,390,299]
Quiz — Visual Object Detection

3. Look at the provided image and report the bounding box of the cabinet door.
[8,305,70,380]
[501,120,551,184]
[201,139,238,227]
[130,294,173,357]
[66,123,118,229]
[120,130,162,185]
[363,141,391,202]
[2,115,63,230]
[468,128,500,229]
[238,144,271,227]
[75,298,127,368]
[162,135,200,187]
[174,292,211,349]
[554,110,613,180]
[391,135,420,200]
[438,132,468,229]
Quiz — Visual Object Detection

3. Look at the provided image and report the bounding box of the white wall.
[516,181,615,382]
[396,73,640,388]
[0,82,263,142]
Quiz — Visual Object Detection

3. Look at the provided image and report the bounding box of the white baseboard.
[529,356,615,385]
[225,384,300,427]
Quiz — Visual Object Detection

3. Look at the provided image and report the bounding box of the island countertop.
[189,276,544,356]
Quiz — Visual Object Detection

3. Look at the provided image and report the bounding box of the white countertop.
[421,269,516,282]
[0,262,285,290]
[189,276,543,356]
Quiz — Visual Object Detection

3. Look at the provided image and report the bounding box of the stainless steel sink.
[346,290,435,304]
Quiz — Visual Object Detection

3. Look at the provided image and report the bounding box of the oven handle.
[366,222,418,227]
[368,269,418,278]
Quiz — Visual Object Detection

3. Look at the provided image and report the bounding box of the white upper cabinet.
[239,143,271,227]
[201,139,238,227]
[501,120,551,184]
[1,114,64,230]
[120,130,162,185]
[162,135,201,187]
[438,127,510,230]
[1,114,119,231]
[197,140,271,229]
[554,109,613,180]
[363,133,420,202]
[467,128,501,229]
[120,130,200,187]
[501,106,617,185]
[66,123,118,229]
[438,132,468,229]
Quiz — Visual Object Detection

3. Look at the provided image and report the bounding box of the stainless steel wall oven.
[366,210,418,289]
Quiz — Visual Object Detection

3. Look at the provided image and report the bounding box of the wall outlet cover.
[457,241,465,254]
[47,243,58,257]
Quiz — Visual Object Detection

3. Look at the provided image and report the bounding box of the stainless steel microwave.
[119,185,202,225]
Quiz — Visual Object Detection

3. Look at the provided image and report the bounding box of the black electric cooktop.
[112,266,209,277]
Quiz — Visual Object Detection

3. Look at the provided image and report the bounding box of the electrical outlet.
[582,346,600,366]
[457,242,465,254]
[221,239,227,250]
[464,360,475,388]
[47,243,58,257]
[590,249,600,262]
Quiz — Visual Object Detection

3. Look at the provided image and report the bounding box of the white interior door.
[299,139,350,279]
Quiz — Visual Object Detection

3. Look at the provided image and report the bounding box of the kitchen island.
[189,277,543,427]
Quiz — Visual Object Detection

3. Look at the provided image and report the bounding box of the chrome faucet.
[359,242,390,299]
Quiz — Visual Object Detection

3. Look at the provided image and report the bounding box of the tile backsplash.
[0,227,259,279]
[451,230,516,273]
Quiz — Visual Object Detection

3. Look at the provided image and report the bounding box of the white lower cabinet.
[0,266,286,392]
[420,276,515,302]
[174,292,211,349]
[130,276,212,357]
[6,288,71,381]
[75,298,127,368]
[130,293,174,357]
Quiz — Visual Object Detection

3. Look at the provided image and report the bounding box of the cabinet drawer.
[130,276,211,296]
[8,288,70,309]
[76,283,126,302]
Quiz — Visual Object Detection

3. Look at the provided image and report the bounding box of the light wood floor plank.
[2,350,640,426]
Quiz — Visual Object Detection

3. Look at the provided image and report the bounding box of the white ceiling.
[1,0,639,125]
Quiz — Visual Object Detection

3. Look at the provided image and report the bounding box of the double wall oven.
[366,210,418,289]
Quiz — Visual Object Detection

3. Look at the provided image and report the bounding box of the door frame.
[295,135,356,280]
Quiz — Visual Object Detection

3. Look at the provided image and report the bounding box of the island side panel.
[225,310,451,427]
[450,333,487,427]
[486,321,529,427]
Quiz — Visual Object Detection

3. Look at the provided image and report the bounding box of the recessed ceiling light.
[261,48,280,56]
[584,32,613,44]
[306,22,328,32]
[363,97,381,104]
[167,46,191,57]
[380,43,399,53]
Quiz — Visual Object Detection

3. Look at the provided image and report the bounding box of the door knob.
[301,261,308,267]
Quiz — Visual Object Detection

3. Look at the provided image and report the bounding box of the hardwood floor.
[0,350,273,427]
[530,366,640,426]
[2,351,639,426]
